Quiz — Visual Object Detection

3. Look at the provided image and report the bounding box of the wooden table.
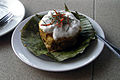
[0,0,120,80]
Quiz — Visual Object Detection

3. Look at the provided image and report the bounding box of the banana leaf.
[64,3,69,12]
[21,15,48,56]
[21,12,96,61]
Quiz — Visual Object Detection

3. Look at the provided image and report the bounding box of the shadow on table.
[92,45,120,79]
[0,31,13,41]
[30,63,92,80]
[0,31,13,46]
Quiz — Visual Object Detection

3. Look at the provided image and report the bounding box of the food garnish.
[41,9,71,29]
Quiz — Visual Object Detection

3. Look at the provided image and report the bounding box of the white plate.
[0,0,25,36]
[11,11,105,72]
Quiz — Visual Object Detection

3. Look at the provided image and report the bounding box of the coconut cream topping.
[39,10,81,40]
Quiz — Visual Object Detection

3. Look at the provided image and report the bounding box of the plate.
[11,11,105,72]
[0,0,25,36]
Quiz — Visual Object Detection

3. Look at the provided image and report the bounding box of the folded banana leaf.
[21,12,96,61]
[21,15,48,56]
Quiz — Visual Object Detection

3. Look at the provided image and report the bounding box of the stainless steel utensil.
[96,34,120,57]
[0,12,13,26]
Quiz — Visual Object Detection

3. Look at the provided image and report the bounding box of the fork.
[96,34,120,57]
[0,12,14,26]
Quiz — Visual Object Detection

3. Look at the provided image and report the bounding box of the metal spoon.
[96,34,120,57]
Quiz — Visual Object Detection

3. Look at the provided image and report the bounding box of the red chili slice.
[53,9,58,14]
[41,24,51,26]
[60,18,64,22]
[60,14,65,17]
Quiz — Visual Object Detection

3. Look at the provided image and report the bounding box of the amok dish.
[21,4,96,61]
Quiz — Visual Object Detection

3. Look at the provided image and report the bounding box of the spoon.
[96,34,120,57]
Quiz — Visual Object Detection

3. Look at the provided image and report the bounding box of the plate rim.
[0,0,25,36]
[11,10,105,72]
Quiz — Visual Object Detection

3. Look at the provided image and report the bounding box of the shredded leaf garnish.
[41,10,71,28]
